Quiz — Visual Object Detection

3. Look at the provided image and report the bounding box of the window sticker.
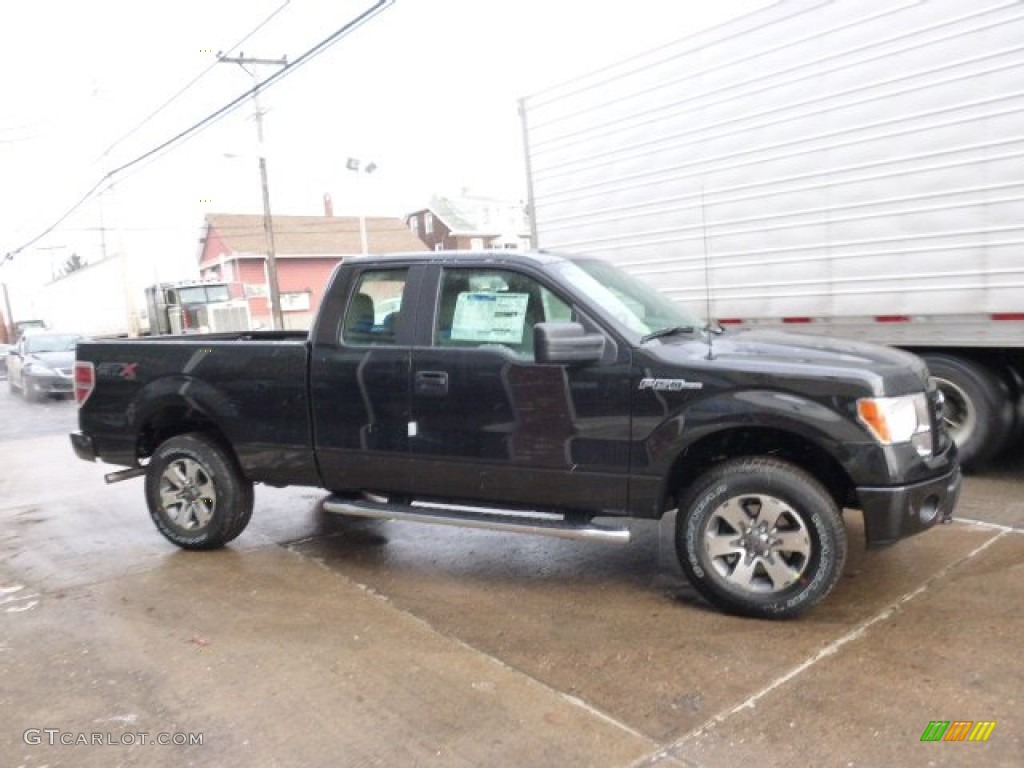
[450,292,529,343]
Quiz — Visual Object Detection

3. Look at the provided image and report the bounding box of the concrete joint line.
[559,692,654,743]
[631,530,1009,768]
[281,540,655,745]
[953,515,1023,534]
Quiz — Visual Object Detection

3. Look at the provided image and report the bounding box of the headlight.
[857,393,933,456]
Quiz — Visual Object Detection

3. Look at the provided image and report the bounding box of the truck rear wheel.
[675,457,846,619]
[145,433,254,550]
[921,354,1014,470]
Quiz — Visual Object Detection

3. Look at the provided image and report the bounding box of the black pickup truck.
[71,250,961,618]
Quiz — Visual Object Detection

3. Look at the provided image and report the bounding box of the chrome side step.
[322,497,631,544]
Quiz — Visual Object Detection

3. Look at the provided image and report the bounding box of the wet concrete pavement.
[1,390,1021,766]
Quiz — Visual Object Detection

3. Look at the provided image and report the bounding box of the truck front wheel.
[675,457,847,619]
[145,433,254,550]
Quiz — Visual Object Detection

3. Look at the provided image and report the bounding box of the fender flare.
[637,389,868,514]
[129,375,240,453]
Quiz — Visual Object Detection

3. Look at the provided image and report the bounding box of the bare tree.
[61,253,86,276]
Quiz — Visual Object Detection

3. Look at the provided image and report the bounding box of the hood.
[27,350,76,370]
[651,329,929,396]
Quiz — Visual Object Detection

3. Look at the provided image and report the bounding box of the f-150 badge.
[638,378,703,391]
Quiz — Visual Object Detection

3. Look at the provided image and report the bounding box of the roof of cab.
[343,249,574,267]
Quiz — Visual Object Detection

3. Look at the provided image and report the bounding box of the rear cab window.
[341,269,409,346]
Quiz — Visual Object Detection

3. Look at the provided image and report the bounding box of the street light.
[346,158,377,255]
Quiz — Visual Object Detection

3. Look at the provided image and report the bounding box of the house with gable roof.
[198,205,425,329]
[405,193,530,252]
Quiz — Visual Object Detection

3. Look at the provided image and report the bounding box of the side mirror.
[534,322,605,365]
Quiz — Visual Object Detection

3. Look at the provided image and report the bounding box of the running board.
[322,497,631,544]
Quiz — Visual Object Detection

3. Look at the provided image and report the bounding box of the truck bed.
[76,334,318,487]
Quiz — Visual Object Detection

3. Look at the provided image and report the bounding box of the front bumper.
[857,463,962,548]
[26,372,74,395]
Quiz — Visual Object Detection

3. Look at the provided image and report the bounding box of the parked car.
[8,332,82,401]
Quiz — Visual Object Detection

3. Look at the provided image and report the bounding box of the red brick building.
[198,212,426,329]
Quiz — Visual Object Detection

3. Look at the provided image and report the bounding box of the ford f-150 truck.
[70,250,961,618]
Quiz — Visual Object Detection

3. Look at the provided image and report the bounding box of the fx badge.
[638,378,703,391]
[96,362,139,381]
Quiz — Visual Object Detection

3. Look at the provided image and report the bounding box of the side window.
[341,269,408,345]
[433,268,574,358]
[542,289,572,322]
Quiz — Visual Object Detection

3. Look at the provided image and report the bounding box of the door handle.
[415,370,449,396]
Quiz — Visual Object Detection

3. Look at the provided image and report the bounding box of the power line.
[99,0,293,160]
[2,0,394,266]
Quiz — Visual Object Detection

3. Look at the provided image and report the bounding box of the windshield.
[177,285,230,304]
[25,334,81,353]
[546,258,700,340]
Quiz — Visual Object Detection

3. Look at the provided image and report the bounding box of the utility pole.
[98,190,109,261]
[1,282,14,343]
[219,54,287,331]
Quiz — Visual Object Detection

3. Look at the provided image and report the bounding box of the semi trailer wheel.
[921,354,1014,470]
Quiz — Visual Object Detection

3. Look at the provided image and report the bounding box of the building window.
[470,237,484,250]
[408,216,418,234]
[425,213,434,235]
[280,291,312,312]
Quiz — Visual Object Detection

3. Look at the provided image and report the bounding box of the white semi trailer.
[37,258,251,339]
[519,0,1024,468]
[37,256,149,337]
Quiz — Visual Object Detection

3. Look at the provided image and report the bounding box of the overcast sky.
[0,0,764,311]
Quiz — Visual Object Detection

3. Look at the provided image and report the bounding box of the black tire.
[921,354,1015,471]
[999,362,1024,447]
[145,433,254,550]
[675,457,847,619]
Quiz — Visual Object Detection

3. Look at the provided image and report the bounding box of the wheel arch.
[131,379,239,468]
[659,425,857,518]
